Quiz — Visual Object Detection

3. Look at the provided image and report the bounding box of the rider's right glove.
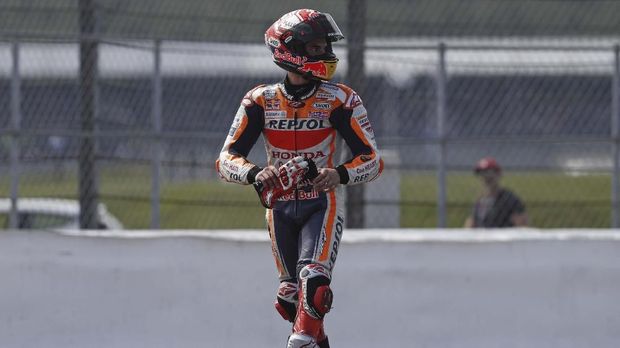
[253,156,318,209]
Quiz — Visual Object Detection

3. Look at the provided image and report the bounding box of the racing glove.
[253,156,318,209]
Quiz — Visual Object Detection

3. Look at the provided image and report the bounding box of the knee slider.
[275,281,298,322]
[299,264,333,319]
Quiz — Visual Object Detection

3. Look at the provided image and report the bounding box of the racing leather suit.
[216,78,383,281]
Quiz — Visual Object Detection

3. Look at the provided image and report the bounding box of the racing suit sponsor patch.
[272,150,326,160]
[265,99,281,110]
[356,115,374,134]
[319,83,339,92]
[265,110,287,119]
[355,160,377,174]
[277,188,320,202]
[345,92,362,109]
[266,119,328,130]
[309,111,329,119]
[312,102,331,110]
[263,89,277,99]
[315,92,335,101]
[328,215,344,269]
[287,100,305,108]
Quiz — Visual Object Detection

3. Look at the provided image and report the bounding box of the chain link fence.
[1,1,620,229]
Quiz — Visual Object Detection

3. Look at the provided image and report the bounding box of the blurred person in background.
[464,157,528,228]
[216,9,383,348]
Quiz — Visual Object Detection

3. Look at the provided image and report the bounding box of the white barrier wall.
[1,229,619,348]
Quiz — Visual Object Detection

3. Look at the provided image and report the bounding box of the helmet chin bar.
[299,59,338,81]
[275,57,338,81]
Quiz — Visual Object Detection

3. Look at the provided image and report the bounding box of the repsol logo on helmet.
[266,119,327,130]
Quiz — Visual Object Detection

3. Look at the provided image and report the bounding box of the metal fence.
[1,37,620,229]
[2,0,620,229]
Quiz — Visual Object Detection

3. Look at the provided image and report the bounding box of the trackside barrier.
[54,228,620,242]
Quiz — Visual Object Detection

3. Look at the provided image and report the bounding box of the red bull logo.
[300,61,328,78]
[274,50,307,65]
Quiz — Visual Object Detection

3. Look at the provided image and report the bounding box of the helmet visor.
[294,13,344,43]
[320,13,344,42]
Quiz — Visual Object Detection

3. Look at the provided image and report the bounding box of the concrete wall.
[1,229,619,348]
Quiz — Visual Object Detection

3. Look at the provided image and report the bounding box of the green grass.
[0,165,265,229]
[1,167,614,228]
[401,171,611,228]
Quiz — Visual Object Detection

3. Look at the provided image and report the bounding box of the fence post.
[612,44,620,228]
[78,0,100,229]
[436,43,448,228]
[151,39,163,229]
[9,41,21,229]
[346,0,367,228]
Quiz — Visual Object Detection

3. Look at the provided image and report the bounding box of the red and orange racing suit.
[216,80,382,281]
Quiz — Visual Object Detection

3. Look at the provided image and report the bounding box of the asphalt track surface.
[1,230,619,348]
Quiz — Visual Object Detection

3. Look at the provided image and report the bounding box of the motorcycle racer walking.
[216,9,383,347]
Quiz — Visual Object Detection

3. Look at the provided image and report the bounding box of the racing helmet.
[265,9,344,81]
